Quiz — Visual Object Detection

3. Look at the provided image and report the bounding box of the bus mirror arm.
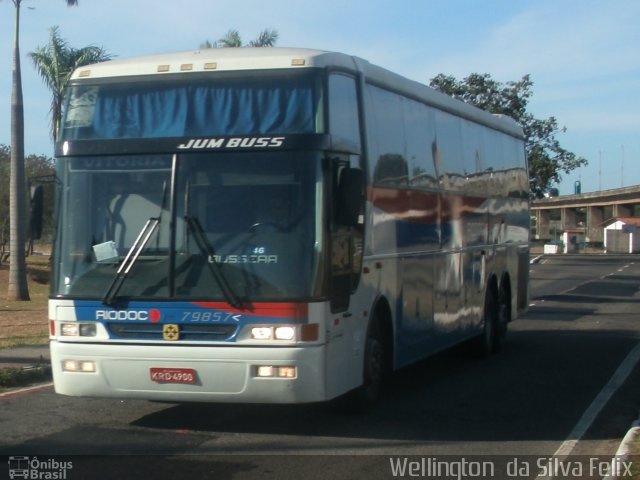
[336,168,365,227]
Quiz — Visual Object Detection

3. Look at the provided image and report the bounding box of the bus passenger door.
[325,157,366,398]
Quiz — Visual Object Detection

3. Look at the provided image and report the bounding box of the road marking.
[536,342,640,480]
[530,255,544,264]
[0,382,53,400]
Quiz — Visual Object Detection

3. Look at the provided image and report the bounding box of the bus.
[50,48,529,408]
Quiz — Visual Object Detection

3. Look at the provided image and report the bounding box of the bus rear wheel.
[494,288,511,352]
[475,288,501,357]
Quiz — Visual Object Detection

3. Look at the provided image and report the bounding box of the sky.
[0,0,638,195]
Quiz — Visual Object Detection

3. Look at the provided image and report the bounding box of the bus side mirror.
[336,168,365,227]
[30,185,44,240]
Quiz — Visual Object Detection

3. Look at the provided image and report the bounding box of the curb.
[530,255,544,264]
[0,344,52,389]
[616,420,640,457]
[0,381,54,399]
[0,363,52,390]
[603,420,640,480]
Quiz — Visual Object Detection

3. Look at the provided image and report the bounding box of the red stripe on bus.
[369,186,488,223]
[192,302,308,319]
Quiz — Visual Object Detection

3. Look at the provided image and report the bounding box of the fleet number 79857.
[181,311,242,322]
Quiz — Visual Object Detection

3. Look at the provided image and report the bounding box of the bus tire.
[494,283,511,352]
[340,310,388,413]
[475,287,498,357]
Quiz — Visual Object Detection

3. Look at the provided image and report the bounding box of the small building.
[562,229,585,253]
[604,217,640,253]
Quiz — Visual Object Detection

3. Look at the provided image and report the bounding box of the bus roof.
[71,47,524,139]
[70,48,354,79]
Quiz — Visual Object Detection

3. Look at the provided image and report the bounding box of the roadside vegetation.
[0,364,50,388]
[0,253,50,389]
[0,253,50,348]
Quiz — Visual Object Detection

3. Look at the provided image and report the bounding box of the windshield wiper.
[102,217,160,306]
[185,215,244,309]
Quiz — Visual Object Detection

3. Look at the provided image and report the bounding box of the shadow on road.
[128,327,639,449]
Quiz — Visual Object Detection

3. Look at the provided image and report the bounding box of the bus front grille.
[107,323,237,341]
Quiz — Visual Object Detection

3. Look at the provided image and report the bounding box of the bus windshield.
[53,151,325,302]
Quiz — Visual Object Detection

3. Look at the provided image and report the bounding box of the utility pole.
[621,145,625,188]
[598,150,602,191]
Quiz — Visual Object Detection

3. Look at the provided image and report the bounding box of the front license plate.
[150,367,197,385]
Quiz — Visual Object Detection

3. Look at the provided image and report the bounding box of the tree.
[215,30,242,48]
[429,73,587,198]
[0,145,10,260]
[4,0,78,301]
[0,145,56,259]
[200,29,279,49]
[29,26,113,142]
[246,29,279,47]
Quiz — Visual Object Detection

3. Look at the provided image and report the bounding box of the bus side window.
[328,74,361,152]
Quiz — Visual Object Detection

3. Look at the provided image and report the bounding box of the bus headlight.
[248,324,318,342]
[250,325,296,341]
[255,365,297,378]
[274,326,295,340]
[79,324,97,337]
[256,365,274,377]
[62,360,96,373]
[61,322,97,337]
[251,327,274,340]
[61,323,79,337]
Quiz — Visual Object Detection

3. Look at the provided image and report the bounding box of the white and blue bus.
[50,48,529,407]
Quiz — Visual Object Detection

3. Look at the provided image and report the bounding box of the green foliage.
[29,26,113,142]
[0,365,51,388]
[247,29,279,47]
[0,145,56,248]
[429,73,587,197]
[200,29,279,49]
[218,29,243,48]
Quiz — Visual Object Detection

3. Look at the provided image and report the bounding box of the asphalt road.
[2,255,640,480]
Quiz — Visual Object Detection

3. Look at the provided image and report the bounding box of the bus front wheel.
[340,312,388,413]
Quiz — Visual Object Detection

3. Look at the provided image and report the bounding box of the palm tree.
[247,29,278,47]
[5,0,78,301]
[200,29,279,49]
[217,29,242,48]
[29,26,113,142]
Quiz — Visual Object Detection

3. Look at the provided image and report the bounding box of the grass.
[0,254,50,347]
[0,335,49,349]
[0,254,51,388]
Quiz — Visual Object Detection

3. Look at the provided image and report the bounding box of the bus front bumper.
[50,341,327,404]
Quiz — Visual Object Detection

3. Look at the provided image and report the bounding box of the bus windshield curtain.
[63,79,317,140]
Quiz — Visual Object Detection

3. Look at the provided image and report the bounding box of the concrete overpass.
[531,184,640,245]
